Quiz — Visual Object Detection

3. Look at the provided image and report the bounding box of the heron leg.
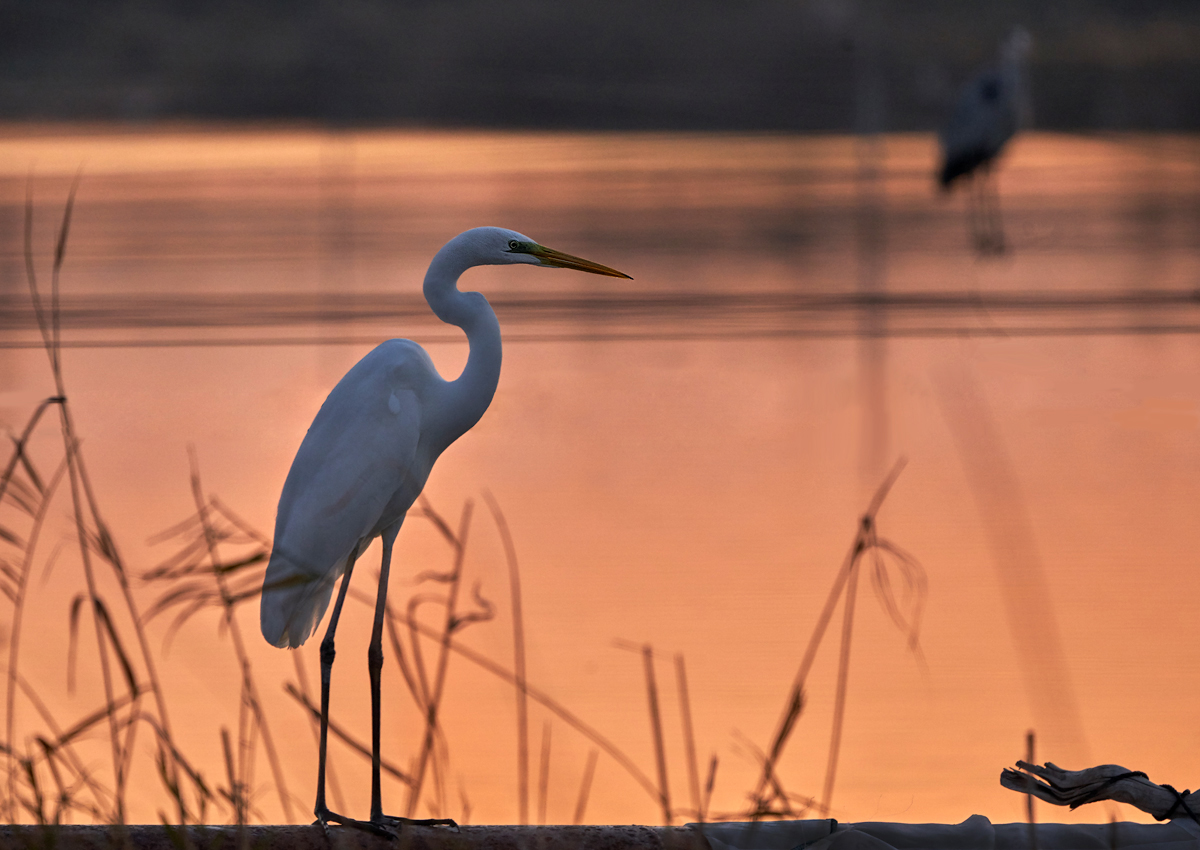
[366,523,457,831]
[969,167,1007,256]
[985,172,1007,255]
[968,174,987,255]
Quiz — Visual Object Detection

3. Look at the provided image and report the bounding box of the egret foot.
[314,805,396,839]
[376,814,459,832]
[314,805,458,840]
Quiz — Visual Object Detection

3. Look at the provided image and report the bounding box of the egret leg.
[312,551,391,836]
[315,553,356,819]
[367,523,457,831]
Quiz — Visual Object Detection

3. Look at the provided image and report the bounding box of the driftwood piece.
[1002,761,1200,822]
[700,815,1200,850]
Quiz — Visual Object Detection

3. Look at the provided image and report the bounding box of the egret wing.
[261,346,426,648]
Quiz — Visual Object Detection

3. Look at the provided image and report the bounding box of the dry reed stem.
[20,180,192,828]
[34,737,69,824]
[537,721,551,825]
[283,684,415,785]
[0,397,63,513]
[573,749,599,825]
[24,185,125,821]
[482,490,530,826]
[139,714,214,824]
[1026,731,1038,850]
[731,730,807,820]
[819,549,860,812]
[10,671,115,817]
[390,601,661,808]
[406,499,473,818]
[701,755,717,822]
[751,457,919,819]
[6,690,143,825]
[383,605,427,718]
[142,491,279,823]
[641,645,672,825]
[220,729,241,826]
[4,455,68,819]
[674,654,701,823]
[187,448,294,822]
[458,785,471,826]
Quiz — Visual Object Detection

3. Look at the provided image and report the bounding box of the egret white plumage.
[260,227,630,834]
[938,28,1032,255]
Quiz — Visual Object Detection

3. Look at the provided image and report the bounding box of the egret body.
[260,226,630,833]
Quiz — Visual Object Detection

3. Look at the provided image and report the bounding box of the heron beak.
[531,245,632,279]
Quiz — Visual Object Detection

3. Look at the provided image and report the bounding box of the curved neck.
[424,245,502,442]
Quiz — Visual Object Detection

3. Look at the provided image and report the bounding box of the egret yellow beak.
[531,245,632,279]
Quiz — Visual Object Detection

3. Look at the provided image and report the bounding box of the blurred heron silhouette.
[938,28,1032,256]
[259,227,630,835]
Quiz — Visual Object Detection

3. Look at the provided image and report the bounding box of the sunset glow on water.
[1,127,1198,827]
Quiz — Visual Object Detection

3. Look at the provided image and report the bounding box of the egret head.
[459,226,632,279]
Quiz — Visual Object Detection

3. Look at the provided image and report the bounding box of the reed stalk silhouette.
[537,721,551,825]
[283,683,416,786]
[615,639,708,825]
[675,653,702,823]
[404,498,485,818]
[573,748,599,825]
[1,183,199,826]
[139,447,295,821]
[749,457,926,820]
[201,453,286,821]
[642,645,672,825]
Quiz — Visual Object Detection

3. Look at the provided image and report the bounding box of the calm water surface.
[1,128,1198,826]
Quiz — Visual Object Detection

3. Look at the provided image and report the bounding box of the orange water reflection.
[1,127,1199,827]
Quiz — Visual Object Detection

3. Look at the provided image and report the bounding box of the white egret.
[260,227,630,834]
[938,28,1032,255]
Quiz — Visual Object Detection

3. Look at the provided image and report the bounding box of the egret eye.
[507,240,522,251]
